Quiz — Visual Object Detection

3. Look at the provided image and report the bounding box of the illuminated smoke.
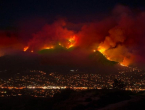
[93,5,145,67]
[21,5,145,67]
[1,5,145,68]
[24,20,77,52]
[0,30,22,56]
[97,27,128,66]
[23,46,29,52]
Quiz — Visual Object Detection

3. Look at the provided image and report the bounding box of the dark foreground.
[0,89,145,110]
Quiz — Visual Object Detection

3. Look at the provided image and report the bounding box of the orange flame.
[120,58,129,67]
[106,57,111,60]
[120,63,128,67]
[24,35,77,53]
[97,46,128,67]
[44,46,54,50]
[68,44,74,48]
[67,36,76,48]
[68,36,75,43]
[98,46,106,54]
[23,46,29,52]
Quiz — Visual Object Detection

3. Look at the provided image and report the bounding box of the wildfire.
[68,36,75,43]
[106,57,111,60]
[120,63,128,67]
[23,46,29,52]
[68,44,74,48]
[23,35,77,53]
[98,46,106,54]
[67,36,76,48]
[120,58,129,67]
[97,46,129,67]
[44,46,54,49]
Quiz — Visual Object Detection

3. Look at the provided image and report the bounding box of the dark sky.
[1,0,145,28]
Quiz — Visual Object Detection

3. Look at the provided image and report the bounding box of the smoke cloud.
[1,5,145,68]
[0,30,23,56]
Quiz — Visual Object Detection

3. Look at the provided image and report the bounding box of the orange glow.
[24,35,77,52]
[42,36,76,50]
[45,47,50,49]
[68,36,75,43]
[50,46,54,49]
[120,58,129,67]
[67,36,76,49]
[97,46,129,67]
[23,46,29,52]
[98,46,106,54]
[120,63,128,67]
[93,50,96,52]
[68,44,74,48]
[44,46,54,50]
[106,57,111,60]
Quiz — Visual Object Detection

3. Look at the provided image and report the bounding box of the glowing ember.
[44,46,54,49]
[31,50,33,53]
[23,46,29,52]
[93,50,96,52]
[45,47,50,49]
[120,63,128,67]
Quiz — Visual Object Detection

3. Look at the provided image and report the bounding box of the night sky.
[1,0,145,27]
[0,0,145,70]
